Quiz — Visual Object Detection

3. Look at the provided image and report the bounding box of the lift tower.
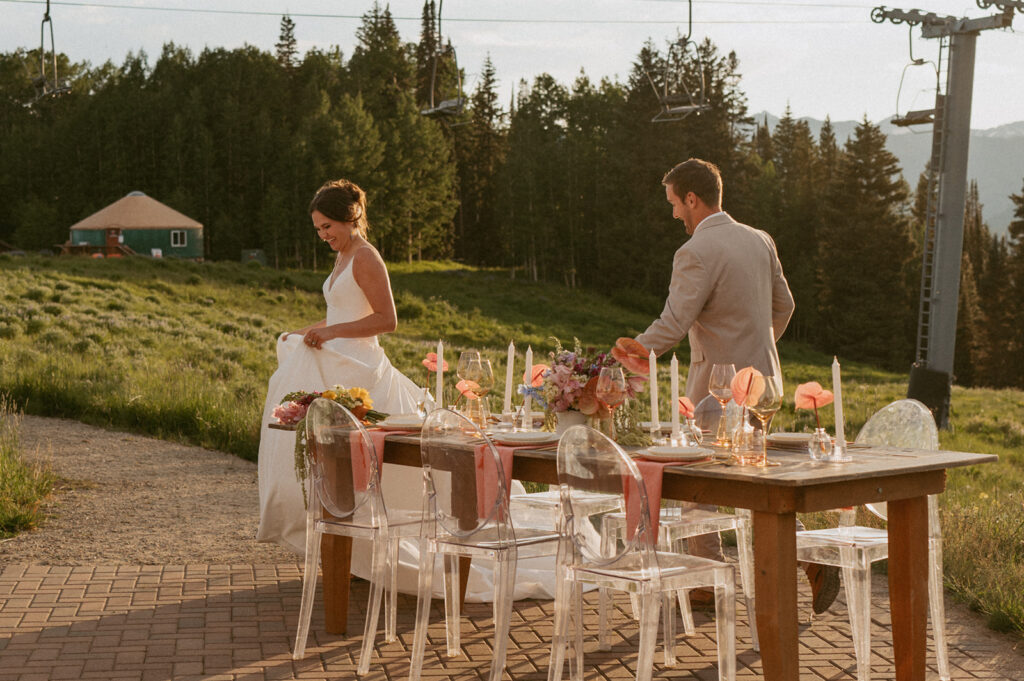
[872,2,1019,427]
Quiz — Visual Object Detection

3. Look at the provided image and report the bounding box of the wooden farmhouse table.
[308,431,995,681]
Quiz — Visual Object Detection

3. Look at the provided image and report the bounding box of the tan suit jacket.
[636,212,794,403]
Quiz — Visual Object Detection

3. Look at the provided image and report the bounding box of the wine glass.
[455,350,480,412]
[747,373,783,467]
[596,367,627,439]
[708,363,736,447]
[463,358,495,427]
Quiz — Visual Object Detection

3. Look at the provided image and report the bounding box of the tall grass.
[1,255,1022,635]
[0,396,55,537]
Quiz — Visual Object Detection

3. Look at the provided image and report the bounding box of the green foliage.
[0,397,55,538]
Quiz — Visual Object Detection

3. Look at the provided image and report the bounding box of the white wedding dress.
[256,258,557,601]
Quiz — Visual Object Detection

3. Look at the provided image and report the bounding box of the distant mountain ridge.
[750,111,1024,235]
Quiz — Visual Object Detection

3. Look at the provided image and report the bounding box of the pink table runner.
[349,429,415,491]
[624,456,711,543]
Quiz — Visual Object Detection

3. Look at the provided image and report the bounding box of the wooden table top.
[378,433,996,514]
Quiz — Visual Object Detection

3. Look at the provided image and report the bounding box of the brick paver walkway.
[1,563,1020,681]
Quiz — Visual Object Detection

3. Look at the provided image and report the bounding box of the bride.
[256,179,555,601]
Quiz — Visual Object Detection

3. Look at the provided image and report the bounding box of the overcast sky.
[1,0,1022,129]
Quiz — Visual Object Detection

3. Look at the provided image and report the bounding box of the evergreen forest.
[2,3,1023,388]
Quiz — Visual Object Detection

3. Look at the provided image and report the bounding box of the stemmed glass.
[747,373,783,467]
[463,358,495,427]
[596,367,627,440]
[456,350,481,412]
[708,363,736,447]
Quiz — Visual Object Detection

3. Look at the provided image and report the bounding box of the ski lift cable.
[0,0,879,25]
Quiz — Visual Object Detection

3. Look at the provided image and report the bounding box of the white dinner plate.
[492,431,559,446]
[377,416,424,431]
[641,446,714,461]
[767,432,812,445]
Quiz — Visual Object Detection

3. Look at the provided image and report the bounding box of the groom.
[636,157,794,403]
[634,158,838,614]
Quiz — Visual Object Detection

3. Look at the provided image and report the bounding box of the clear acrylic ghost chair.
[597,394,757,655]
[408,408,560,681]
[795,399,948,681]
[548,425,735,681]
[292,398,423,675]
[598,502,757,657]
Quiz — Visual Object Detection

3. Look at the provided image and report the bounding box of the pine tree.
[456,55,506,263]
[817,118,916,368]
[275,15,298,71]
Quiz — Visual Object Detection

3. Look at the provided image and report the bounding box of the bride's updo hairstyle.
[308,179,370,238]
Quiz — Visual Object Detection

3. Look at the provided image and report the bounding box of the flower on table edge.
[422,352,449,373]
[794,381,834,429]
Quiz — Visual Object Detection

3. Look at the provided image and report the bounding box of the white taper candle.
[435,340,444,407]
[832,356,845,445]
[503,340,515,414]
[522,346,533,429]
[670,353,680,442]
[648,350,660,431]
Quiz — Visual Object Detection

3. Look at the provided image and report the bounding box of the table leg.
[753,510,798,681]
[322,533,353,635]
[888,495,929,681]
[459,556,472,606]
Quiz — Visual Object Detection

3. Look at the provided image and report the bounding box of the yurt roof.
[70,191,202,231]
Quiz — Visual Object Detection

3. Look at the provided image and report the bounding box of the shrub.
[0,398,55,538]
[42,303,63,315]
[24,287,48,302]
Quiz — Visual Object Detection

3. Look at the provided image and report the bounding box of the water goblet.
[708,363,736,447]
[596,367,627,440]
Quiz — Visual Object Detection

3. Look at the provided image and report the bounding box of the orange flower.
[456,379,480,399]
[610,337,650,376]
[422,352,449,373]
[730,367,765,407]
[794,382,834,410]
[677,396,696,419]
[524,363,549,387]
[577,376,608,417]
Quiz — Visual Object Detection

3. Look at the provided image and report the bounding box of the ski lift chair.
[33,0,71,100]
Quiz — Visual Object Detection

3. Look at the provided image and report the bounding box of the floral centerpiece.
[522,337,649,443]
[273,385,388,502]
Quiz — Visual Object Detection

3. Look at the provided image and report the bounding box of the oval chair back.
[855,398,939,520]
[557,425,658,570]
[304,397,385,527]
[419,408,516,544]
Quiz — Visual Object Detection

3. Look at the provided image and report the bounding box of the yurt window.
[171,230,187,247]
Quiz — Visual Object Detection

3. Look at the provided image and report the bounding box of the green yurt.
[68,191,203,259]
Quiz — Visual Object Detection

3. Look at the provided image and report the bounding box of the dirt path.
[0,415,295,565]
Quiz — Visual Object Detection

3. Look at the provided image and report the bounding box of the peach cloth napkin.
[473,443,519,520]
[623,457,711,543]
[349,429,415,491]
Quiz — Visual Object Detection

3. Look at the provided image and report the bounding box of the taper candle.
[503,340,515,414]
[832,356,845,446]
[648,350,660,431]
[670,353,680,442]
[435,340,444,407]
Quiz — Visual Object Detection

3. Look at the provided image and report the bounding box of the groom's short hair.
[662,159,722,208]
